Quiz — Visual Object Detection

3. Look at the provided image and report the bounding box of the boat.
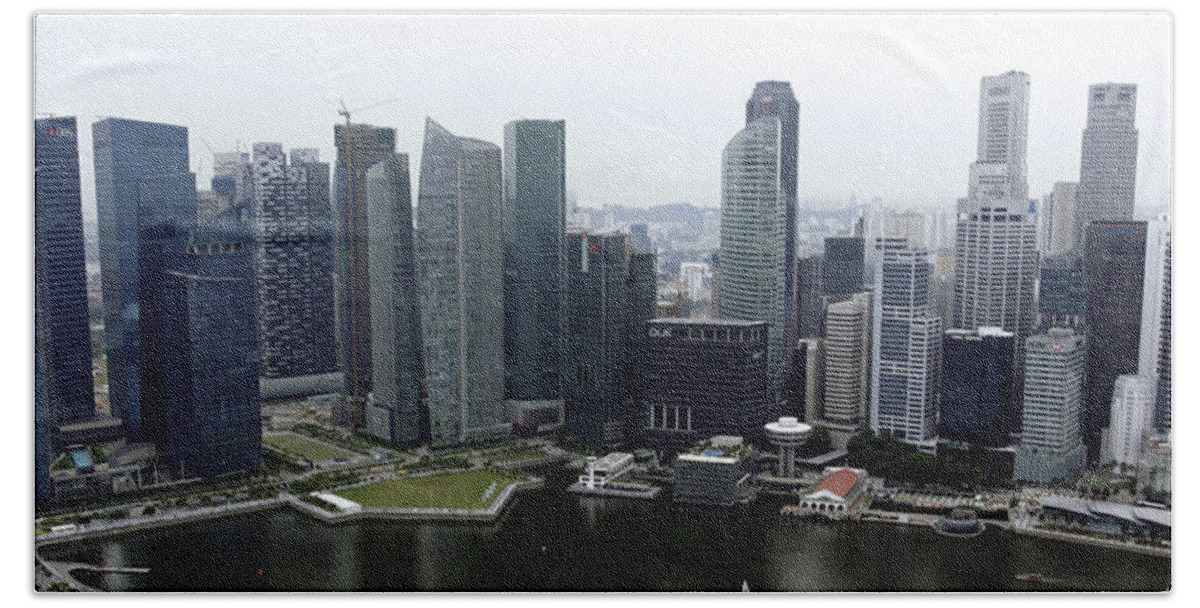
[1015,573,1046,583]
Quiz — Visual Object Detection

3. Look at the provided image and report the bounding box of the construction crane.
[336,97,399,428]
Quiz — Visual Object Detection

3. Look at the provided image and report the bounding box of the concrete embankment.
[36,498,282,547]
[284,478,545,524]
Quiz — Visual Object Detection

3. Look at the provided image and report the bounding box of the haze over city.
[36,13,1171,218]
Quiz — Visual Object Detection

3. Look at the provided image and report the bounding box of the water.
[42,468,1169,592]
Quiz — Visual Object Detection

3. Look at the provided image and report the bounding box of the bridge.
[37,555,149,592]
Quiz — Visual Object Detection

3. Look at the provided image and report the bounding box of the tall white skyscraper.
[953,72,1039,377]
[1138,216,1171,433]
[1013,328,1088,484]
[967,71,1030,203]
[1103,374,1155,473]
[1042,181,1079,256]
[870,240,941,452]
[717,116,787,390]
[821,291,873,439]
[1076,83,1138,242]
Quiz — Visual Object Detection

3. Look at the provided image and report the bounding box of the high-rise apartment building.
[142,224,261,478]
[1014,328,1088,484]
[1076,83,1138,242]
[503,120,566,401]
[1083,220,1147,463]
[745,81,800,351]
[870,244,941,451]
[93,118,196,440]
[821,291,873,442]
[366,154,426,446]
[35,117,96,442]
[641,319,771,455]
[416,118,508,443]
[333,123,396,427]
[939,327,1015,448]
[718,116,787,390]
[251,143,337,380]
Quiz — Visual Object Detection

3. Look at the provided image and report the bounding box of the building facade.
[251,143,337,381]
[820,291,873,440]
[1043,181,1079,256]
[967,71,1030,203]
[1103,374,1155,473]
[35,117,96,443]
[502,119,566,401]
[821,236,864,298]
[333,123,397,427]
[717,116,787,390]
[1038,253,1087,330]
[939,327,1015,448]
[93,118,196,440]
[366,154,427,446]
[640,318,771,454]
[416,118,508,443]
[870,244,941,451]
[1014,328,1087,484]
[1075,83,1138,242]
[1083,220,1147,463]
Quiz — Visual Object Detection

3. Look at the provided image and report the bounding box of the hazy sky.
[35,13,1171,220]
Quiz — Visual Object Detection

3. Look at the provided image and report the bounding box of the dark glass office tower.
[143,224,260,478]
[746,81,800,358]
[333,123,396,427]
[367,154,427,446]
[624,250,658,441]
[1038,253,1087,330]
[563,232,641,448]
[1083,220,1147,463]
[35,318,52,506]
[821,236,865,298]
[35,117,96,439]
[940,328,1016,448]
[641,319,771,455]
[252,144,336,380]
[93,118,195,440]
[795,254,823,339]
[503,120,566,401]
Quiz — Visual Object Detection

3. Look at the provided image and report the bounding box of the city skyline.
[36,13,1171,219]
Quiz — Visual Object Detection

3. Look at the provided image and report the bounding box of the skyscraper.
[821,291,873,444]
[745,81,799,352]
[252,143,337,380]
[142,224,261,478]
[939,327,1015,448]
[870,243,941,451]
[1043,181,1079,256]
[1154,232,1171,433]
[821,236,864,298]
[1075,83,1138,241]
[416,118,507,443]
[794,254,824,339]
[641,319,771,455]
[1014,328,1087,484]
[367,154,426,446]
[1136,218,1171,434]
[967,71,1030,203]
[1083,220,1147,463]
[718,116,787,390]
[1037,253,1087,330]
[333,123,396,427]
[35,117,96,441]
[502,119,566,401]
[93,118,196,440]
[1102,374,1155,473]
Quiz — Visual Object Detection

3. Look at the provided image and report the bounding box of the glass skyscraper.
[502,119,566,401]
[717,116,787,391]
[34,117,96,440]
[366,153,426,446]
[416,118,507,443]
[93,118,195,440]
[939,327,1015,448]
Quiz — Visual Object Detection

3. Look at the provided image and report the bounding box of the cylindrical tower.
[764,417,812,478]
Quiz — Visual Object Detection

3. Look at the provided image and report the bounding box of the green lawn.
[264,433,357,462]
[336,469,520,510]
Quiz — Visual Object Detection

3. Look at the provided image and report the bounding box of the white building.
[580,452,635,489]
[968,71,1030,203]
[798,467,870,517]
[821,292,873,438]
[1014,328,1088,484]
[678,262,711,302]
[1103,374,1156,473]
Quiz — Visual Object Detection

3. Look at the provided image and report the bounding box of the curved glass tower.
[717,117,786,389]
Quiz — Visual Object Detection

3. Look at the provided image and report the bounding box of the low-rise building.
[797,466,870,518]
[1037,495,1170,541]
[673,435,755,506]
[579,452,635,489]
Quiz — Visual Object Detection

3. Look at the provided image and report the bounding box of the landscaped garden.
[264,433,357,462]
[335,469,521,510]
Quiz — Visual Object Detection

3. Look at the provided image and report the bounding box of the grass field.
[264,433,357,462]
[336,469,520,510]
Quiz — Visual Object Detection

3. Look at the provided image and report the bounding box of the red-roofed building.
[799,467,870,518]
